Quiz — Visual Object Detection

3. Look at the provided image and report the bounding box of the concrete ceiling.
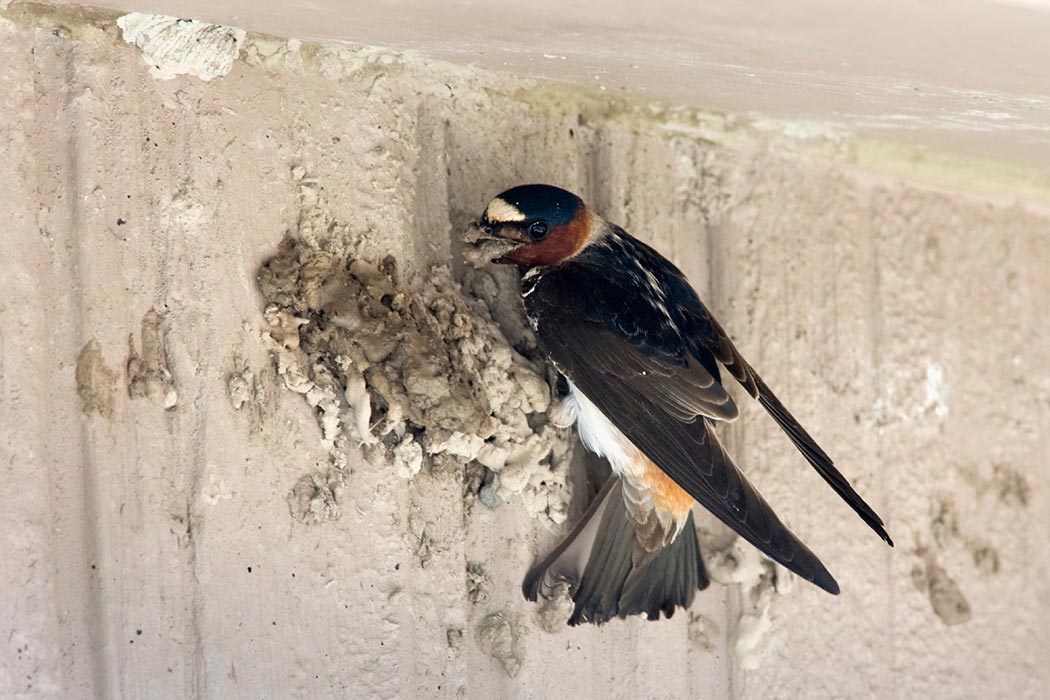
[66,0,1050,170]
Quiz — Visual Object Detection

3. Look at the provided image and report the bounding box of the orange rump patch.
[634,450,695,520]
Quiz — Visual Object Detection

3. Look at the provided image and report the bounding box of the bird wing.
[656,255,893,546]
[537,261,739,423]
[526,265,841,593]
[583,323,738,423]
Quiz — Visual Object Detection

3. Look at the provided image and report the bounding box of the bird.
[469,183,893,625]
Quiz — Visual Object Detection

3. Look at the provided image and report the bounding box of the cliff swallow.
[472,184,892,624]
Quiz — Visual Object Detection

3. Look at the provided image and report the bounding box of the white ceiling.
[68,0,1050,170]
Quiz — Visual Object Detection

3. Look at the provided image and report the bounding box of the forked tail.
[523,476,709,625]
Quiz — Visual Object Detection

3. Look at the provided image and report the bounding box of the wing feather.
[677,302,893,546]
[584,331,738,422]
[655,245,893,546]
[528,270,840,593]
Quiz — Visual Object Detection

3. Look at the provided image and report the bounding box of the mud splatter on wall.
[256,168,572,526]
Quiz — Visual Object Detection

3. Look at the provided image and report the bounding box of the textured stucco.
[1,4,1048,700]
[49,0,1050,168]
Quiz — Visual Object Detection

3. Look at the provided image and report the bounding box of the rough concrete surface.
[1,3,1048,700]
[52,0,1050,168]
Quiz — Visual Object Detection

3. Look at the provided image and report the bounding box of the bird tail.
[523,475,709,625]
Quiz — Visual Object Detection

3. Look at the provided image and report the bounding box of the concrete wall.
[2,5,1048,699]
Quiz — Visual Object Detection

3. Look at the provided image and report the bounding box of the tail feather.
[620,511,709,621]
[523,476,707,625]
[522,476,618,604]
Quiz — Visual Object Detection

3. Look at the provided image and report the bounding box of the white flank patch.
[117,14,246,81]
[569,381,684,539]
[568,382,636,479]
[485,197,526,223]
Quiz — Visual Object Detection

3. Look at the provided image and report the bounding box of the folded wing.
[527,266,841,593]
[662,267,892,546]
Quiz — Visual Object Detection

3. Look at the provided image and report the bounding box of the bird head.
[472,184,597,268]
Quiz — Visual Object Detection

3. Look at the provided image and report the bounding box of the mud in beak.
[461,221,527,268]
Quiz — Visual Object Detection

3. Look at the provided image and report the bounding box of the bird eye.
[528,220,550,240]
[481,223,494,235]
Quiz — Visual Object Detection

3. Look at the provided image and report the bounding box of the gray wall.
[2,5,1048,699]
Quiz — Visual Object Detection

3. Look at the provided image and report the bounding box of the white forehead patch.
[485,197,526,223]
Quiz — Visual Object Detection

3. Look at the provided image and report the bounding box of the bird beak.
[478,220,530,244]
[462,220,527,267]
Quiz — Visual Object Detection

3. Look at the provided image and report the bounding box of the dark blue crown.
[494,184,583,226]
